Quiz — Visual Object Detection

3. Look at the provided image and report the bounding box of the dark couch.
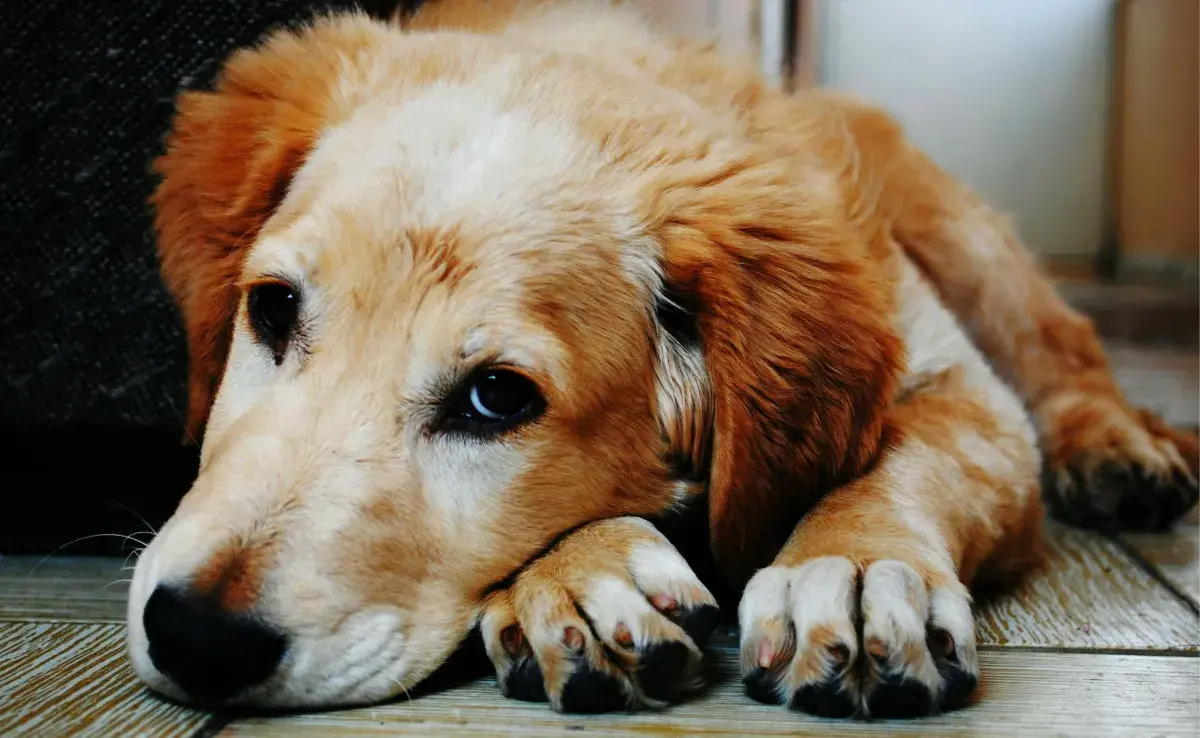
[0,1,402,555]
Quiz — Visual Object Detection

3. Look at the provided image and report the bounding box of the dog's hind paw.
[1041,395,1199,532]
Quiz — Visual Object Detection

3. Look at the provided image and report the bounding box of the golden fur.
[129,0,1198,719]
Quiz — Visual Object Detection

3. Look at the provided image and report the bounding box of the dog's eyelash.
[423,363,546,440]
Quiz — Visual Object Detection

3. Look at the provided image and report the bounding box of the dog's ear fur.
[151,19,378,441]
[649,157,904,587]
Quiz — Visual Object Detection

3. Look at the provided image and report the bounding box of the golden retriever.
[127,0,1199,719]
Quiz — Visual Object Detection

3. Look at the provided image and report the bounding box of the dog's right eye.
[247,282,298,363]
[437,368,545,438]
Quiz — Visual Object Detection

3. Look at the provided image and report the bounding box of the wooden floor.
[2,285,1198,736]
[2,516,1198,737]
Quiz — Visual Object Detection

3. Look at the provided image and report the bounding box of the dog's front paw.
[1041,394,1199,532]
[738,557,978,719]
[479,517,719,714]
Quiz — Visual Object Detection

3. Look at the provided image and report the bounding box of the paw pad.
[637,641,693,702]
[866,673,934,718]
[790,680,857,718]
[559,665,627,714]
[506,656,548,703]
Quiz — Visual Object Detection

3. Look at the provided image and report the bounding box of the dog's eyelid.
[436,358,544,399]
[454,347,551,387]
[458,344,536,371]
[238,272,302,295]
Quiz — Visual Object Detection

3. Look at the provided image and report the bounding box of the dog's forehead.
[246,79,652,385]
[255,72,649,281]
[276,80,607,250]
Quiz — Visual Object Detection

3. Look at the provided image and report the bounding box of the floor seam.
[1111,534,1200,616]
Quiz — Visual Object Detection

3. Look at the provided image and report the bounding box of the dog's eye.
[248,283,298,362]
[441,369,544,437]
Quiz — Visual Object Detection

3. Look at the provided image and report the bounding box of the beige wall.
[817,0,1116,259]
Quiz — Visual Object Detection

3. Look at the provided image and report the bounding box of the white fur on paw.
[738,557,980,718]
[480,523,720,714]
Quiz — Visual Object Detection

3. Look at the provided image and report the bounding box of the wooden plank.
[1124,525,1200,604]
[0,555,129,623]
[1104,322,1200,604]
[0,622,208,737]
[217,647,1200,737]
[975,523,1198,651]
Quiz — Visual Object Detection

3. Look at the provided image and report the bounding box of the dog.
[127,0,1199,719]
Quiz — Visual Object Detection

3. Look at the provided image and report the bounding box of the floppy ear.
[648,158,904,588]
[150,19,360,442]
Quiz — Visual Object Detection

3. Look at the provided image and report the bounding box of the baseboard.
[1042,254,1199,292]
[1113,255,1200,290]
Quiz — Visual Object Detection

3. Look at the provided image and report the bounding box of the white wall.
[818,0,1116,258]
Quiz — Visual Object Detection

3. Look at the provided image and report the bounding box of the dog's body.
[128,0,1198,719]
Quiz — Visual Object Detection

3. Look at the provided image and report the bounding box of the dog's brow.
[460,327,488,359]
[237,271,301,293]
[243,234,321,282]
[456,327,549,375]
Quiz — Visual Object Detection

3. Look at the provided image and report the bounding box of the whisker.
[105,501,160,537]
[119,530,156,554]
[392,678,414,705]
[104,579,133,590]
[122,546,147,572]
[26,532,155,577]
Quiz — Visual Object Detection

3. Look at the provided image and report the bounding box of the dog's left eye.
[248,282,298,363]
[440,369,544,437]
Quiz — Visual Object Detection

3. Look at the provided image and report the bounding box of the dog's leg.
[892,147,1198,530]
[738,260,1043,718]
[479,516,720,714]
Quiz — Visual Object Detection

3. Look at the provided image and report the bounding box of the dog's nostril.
[143,584,286,703]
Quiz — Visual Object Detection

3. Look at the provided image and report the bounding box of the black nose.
[143,584,286,703]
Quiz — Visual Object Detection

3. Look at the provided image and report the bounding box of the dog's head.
[128,11,900,709]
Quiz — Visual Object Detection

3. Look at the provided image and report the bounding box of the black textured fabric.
[0,1,396,552]
[0,0,392,432]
